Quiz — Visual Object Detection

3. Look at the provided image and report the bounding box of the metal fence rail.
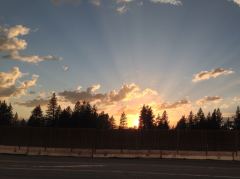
[0,127,239,151]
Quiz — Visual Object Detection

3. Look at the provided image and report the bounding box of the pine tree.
[109,116,116,129]
[197,108,206,129]
[216,108,223,129]
[139,105,154,130]
[119,112,127,129]
[176,115,187,130]
[157,111,169,130]
[46,93,58,126]
[234,106,240,130]
[187,111,195,129]
[0,101,13,126]
[57,106,72,127]
[12,112,18,126]
[28,105,44,127]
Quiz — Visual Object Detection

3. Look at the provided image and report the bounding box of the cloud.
[0,25,29,52]
[230,0,240,7]
[51,0,81,6]
[116,5,129,14]
[196,96,222,105]
[116,0,134,3]
[149,0,182,5]
[58,83,158,105]
[89,0,101,6]
[234,96,240,102]
[58,84,106,104]
[51,0,181,14]
[3,51,62,64]
[16,98,49,107]
[62,65,69,71]
[0,24,62,64]
[192,68,234,82]
[159,99,190,109]
[0,67,38,98]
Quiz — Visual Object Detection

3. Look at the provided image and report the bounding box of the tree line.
[0,93,240,130]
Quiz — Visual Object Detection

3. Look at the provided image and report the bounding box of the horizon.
[1,0,240,127]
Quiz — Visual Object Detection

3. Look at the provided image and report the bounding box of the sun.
[127,114,139,128]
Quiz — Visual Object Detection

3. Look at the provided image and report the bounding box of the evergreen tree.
[46,93,58,126]
[0,101,13,126]
[12,112,19,126]
[187,111,195,129]
[139,105,154,130]
[176,115,187,130]
[209,109,222,129]
[216,108,223,129]
[234,106,240,130]
[222,117,233,130]
[206,112,211,129]
[28,105,44,127]
[196,108,206,129]
[109,116,116,129]
[157,111,169,129]
[57,106,72,127]
[97,112,111,129]
[119,112,127,129]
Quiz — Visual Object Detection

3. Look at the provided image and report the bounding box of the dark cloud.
[159,99,190,109]
[196,96,222,105]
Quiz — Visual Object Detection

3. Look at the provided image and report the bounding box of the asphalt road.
[0,155,240,179]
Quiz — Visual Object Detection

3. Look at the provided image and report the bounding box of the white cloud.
[192,68,234,82]
[62,65,69,71]
[149,0,182,6]
[0,24,62,64]
[116,5,128,14]
[230,0,240,7]
[89,0,101,6]
[0,25,29,52]
[0,67,38,98]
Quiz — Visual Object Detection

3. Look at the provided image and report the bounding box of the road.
[0,154,240,179]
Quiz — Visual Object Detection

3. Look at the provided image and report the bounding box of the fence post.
[235,131,239,156]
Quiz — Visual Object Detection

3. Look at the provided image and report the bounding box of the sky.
[0,0,240,127]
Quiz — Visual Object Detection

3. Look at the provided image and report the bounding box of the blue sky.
[0,0,240,126]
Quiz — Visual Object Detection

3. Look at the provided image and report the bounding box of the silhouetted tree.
[234,106,240,130]
[72,101,98,128]
[54,105,62,126]
[57,106,72,127]
[156,111,169,130]
[46,93,58,126]
[216,108,223,129]
[196,108,206,129]
[0,101,13,126]
[28,105,44,127]
[176,115,187,130]
[187,111,195,129]
[139,105,154,130]
[109,116,116,129]
[12,112,19,126]
[222,117,233,130]
[97,112,111,129]
[119,112,127,129]
[208,109,222,129]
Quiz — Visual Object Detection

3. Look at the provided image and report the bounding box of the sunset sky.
[0,0,240,127]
